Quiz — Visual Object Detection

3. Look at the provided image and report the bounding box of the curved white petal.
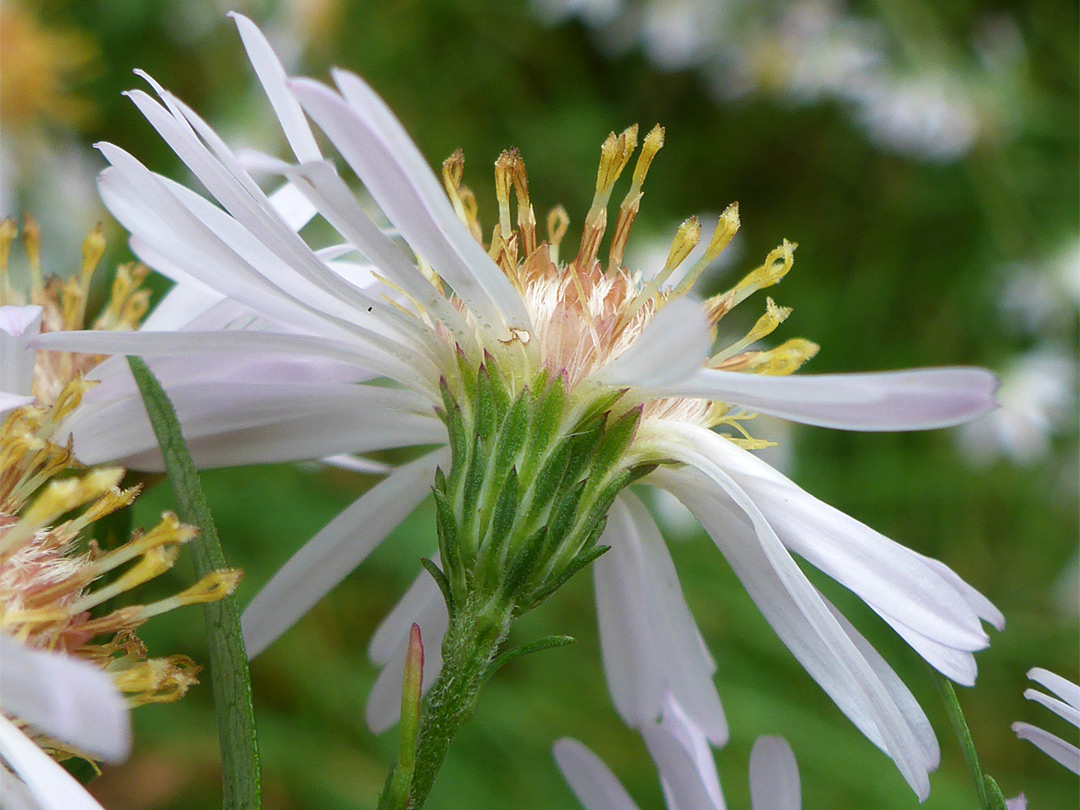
[596,297,712,388]
[1024,689,1080,729]
[290,76,530,341]
[1028,668,1080,714]
[242,448,447,658]
[369,563,440,666]
[1012,722,1080,774]
[66,380,442,469]
[554,738,643,810]
[748,736,800,810]
[653,454,932,798]
[652,367,998,431]
[682,430,990,654]
[595,494,727,744]
[0,638,130,762]
[0,392,34,416]
[229,13,321,162]
[0,716,108,810]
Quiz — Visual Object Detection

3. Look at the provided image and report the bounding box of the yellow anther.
[509,151,537,257]
[138,568,243,620]
[112,656,201,706]
[705,239,796,323]
[744,338,820,376]
[631,124,664,190]
[673,203,740,297]
[494,149,518,241]
[3,467,125,553]
[620,217,702,327]
[442,150,483,243]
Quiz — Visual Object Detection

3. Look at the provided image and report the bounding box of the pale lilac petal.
[0,305,41,397]
[691,433,990,654]
[0,716,108,810]
[1024,688,1080,729]
[242,448,447,658]
[0,767,38,810]
[641,693,725,810]
[229,13,321,162]
[822,598,940,769]
[653,367,998,431]
[291,76,531,342]
[365,582,448,732]
[654,452,931,798]
[0,637,130,762]
[554,738,643,810]
[319,454,391,475]
[748,736,800,810]
[33,327,433,394]
[65,380,442,469]
[1028,668,1080,713]
[596,298,712,388]
[1006,794,1027,810]
[1012,722,1080,774]
[369,564,440,665]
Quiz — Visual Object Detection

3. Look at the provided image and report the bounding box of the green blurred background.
[2,0,1077,808]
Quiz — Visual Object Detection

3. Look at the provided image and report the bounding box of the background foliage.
[2,0,1077,808]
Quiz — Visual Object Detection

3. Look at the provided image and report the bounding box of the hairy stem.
[933,671,1005,810]
[405,597,515,809]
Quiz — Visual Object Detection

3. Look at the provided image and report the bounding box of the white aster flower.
[556,693,801,810]
[1012,668,1080,775]
[36,14,1001,798]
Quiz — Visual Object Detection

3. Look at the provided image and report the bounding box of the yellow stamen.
[3,468,124,554]
[620,216,701,326]
[137,568,242,620]
[710,297,791,365]
[672,202,740,297]
[608,124,664,272]
[70,545,180,613]
[509,152,537,257]
[574,125,638,272]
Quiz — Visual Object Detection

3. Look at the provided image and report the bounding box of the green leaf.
[127,356,261,810]
[483,635,576,681]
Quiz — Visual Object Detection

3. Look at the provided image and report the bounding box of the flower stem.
[404,596,515,809]
[932,671,1006,810]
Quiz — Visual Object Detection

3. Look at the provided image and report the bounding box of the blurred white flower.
[1012,668,1080,775]
[957,348,1076,466]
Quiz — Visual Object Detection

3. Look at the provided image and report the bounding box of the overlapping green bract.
[430,351,655,618]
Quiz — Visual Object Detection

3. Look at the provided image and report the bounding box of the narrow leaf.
[127,356,261,810]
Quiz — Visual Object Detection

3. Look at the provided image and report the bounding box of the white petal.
[597,493,727,744]
[0,716,108,810]
[553,738,643,810]
[748,736,800,810]
[653,367,999,431]
[1012,722,1080,774]
[242,448,446,658]
[291,76,531,341]
[692,433,990,653]
[0,305,41,396]
[595,297,711,388]
[642,693,725,810]
[365,585,448,733]
[0,766,39,810]
[369,563,440,665]
[0,638,130,762]
[654,454,931,798]
[267,181,318,232]
[1028,668,1080,714]
[822,598,940,770]
[228,13,321,162]
[284,159,474,348]
[66,379,442,469]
